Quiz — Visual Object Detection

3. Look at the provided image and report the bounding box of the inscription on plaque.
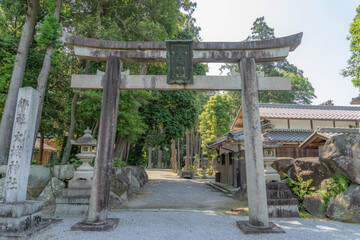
[166,40,193,84]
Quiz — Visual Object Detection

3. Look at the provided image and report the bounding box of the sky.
[192,0,359,106]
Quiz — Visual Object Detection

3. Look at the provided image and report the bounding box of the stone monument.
[0,87,59,238]
[55,128,96,217]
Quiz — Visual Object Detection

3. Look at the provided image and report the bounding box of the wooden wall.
[276,145,318,159]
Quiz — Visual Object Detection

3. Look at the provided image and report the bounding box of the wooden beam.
[63,32,303,52]
[71,74,291,91]
[73,46,290,63]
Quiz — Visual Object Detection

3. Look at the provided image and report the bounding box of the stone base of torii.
[62,32,303,234]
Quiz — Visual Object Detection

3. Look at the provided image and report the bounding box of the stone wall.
[0,164,148,207]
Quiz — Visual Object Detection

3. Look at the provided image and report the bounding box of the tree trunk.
[114,135,127,160]
[124,141,130,163]
[190,128,194,165]
[61,92,79,164]
[171,139,176,173]
[195,124,200,155]
[0,0,40,164]
[185,129,190,169]
[34,0,62,136]
[147,147,152,168]
[92,120,99,136]
[177,139,181,171]
[157,147,162,169]
[38,134,44,165]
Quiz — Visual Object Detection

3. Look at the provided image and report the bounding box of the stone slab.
[55,204,88,218]
[236,221,285,234]
[71,74,291,91]
[268,205,300,218]
[4,87,39,203]
[56,197,89,205]
[70,218,119,231]
[0,218,62,240]
[180,171,193,179]
[0,201,43,218]
[62,188,91,198]
[68,179,92,189]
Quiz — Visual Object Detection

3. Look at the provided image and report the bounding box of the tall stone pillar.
[71,56,121,231]
[237,58,284,234]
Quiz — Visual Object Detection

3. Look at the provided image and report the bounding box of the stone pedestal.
[55,128,96,218]
[0,201,42,233]
[263,146,281,182]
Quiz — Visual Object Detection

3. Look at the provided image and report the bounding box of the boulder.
[272,157,294,176]
[38,177,65,204]
[288,157,331,189]
[27,165,51,197]
[109,191,124,208]
[52,165,76,180]
[326,183,360,223]
[110,167,130,197]
[303,193,326,218]
[320,134,360,184]
[130,174,141,194]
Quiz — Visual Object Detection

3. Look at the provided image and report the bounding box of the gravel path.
[30,169,360,240]
[32,209,360,240]
[122,169,241,209]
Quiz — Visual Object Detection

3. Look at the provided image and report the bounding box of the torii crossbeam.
[63,32,303,233]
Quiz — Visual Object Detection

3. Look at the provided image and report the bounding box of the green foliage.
[113,158,127,168]
[199,93,233,151]
[187,164,195,171]
[283,173,315,210]
[221,16,316,116]
[342,5,360,89]
[36,15,61,47]
[317,174,350,212]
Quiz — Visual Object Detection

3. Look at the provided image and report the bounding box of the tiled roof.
[259,103,360,120]
[300,127,359,149]
[228,129,245,141]
[265,129,313,142]
[206,136,227,148]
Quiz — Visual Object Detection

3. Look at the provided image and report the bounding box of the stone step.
[266,189,294,199]
[268,204,300,218]
[62,188,91,198]
[267,198,298,206]
[266,182,290,191]
[205,182,232,195]
[56,197,89,205]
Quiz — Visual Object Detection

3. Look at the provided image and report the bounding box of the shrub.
[113,158,127,168]
[283,173,315,210]
[317,174,350,212]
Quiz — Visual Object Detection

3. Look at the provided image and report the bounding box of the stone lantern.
[262,140,281,182]
[69,127,97,186]
[55,128,97,217]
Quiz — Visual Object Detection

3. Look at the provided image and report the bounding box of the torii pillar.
[236,58,284,233]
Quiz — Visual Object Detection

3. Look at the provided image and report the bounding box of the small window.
[229,153,233,165]
[221,154,225,165]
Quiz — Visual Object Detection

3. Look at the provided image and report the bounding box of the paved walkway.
[31,169,360,240]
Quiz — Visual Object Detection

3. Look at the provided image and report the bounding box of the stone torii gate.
[63,32,302,233]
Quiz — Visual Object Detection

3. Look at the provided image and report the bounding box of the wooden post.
[87,56,121,223]
[239,58,269,227]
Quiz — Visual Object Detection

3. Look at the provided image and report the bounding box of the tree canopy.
[342,5,360,89]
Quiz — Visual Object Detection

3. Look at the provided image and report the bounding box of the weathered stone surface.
[27,165,51,198]
[271,157,294,176]
[303,193,326,218]
[326,183,360,223]
[289,157,331,189]
[3,87,39,203]
[52,165,75,180]
[0,178,4,202]
[130,175,141,194]
[320,134,360,184]
[38,178,65,205]
[111,168,130,197]
[0,166,6,178]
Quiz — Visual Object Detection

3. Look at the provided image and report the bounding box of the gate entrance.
[63,32,303,233]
